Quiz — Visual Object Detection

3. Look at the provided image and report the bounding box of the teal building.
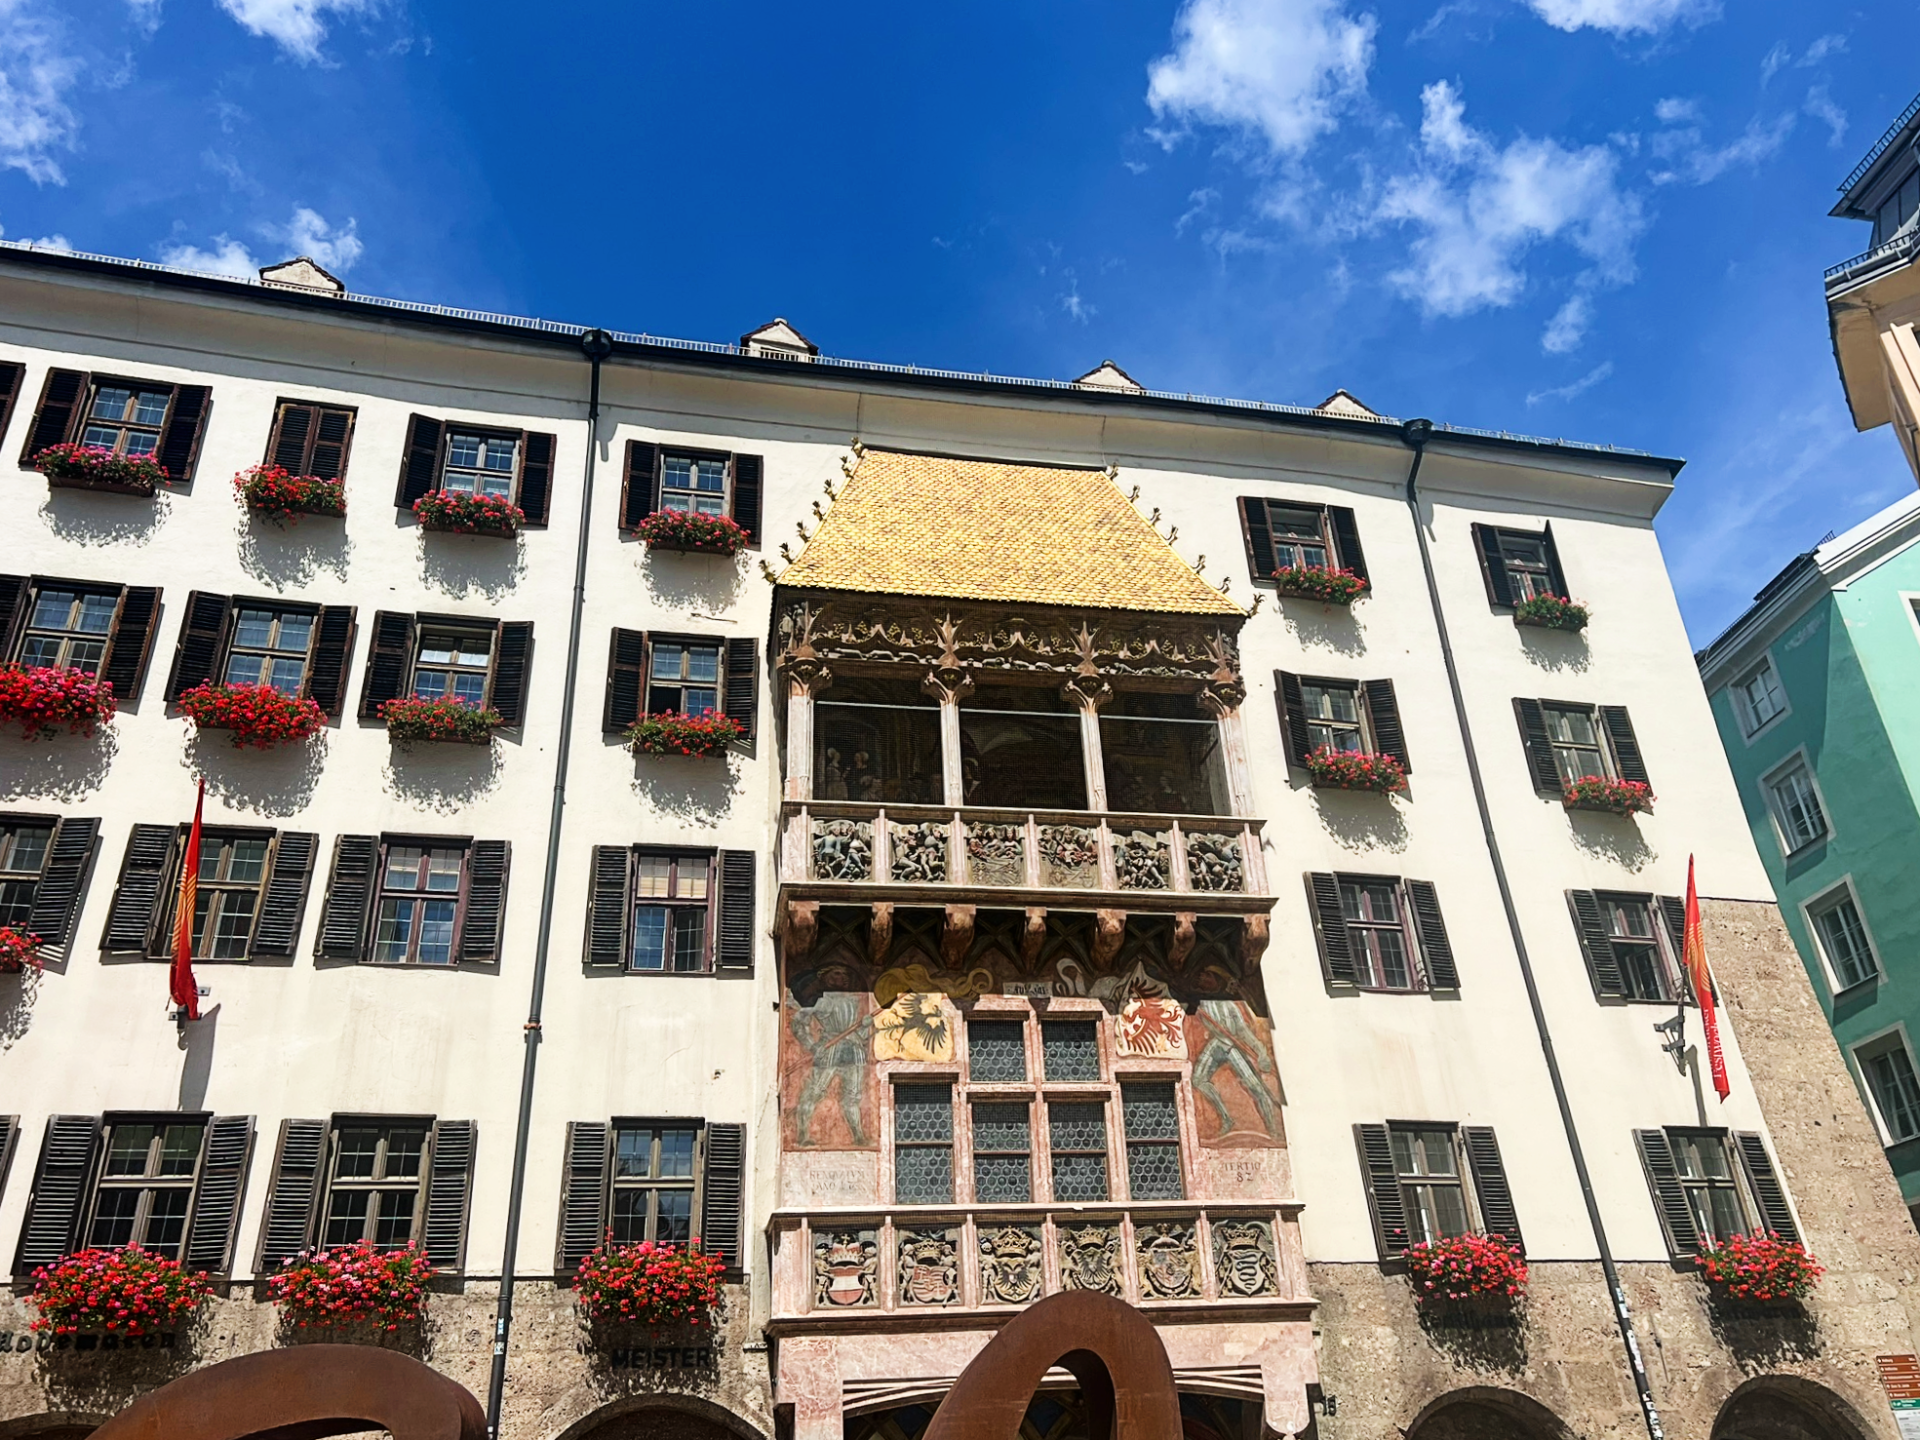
[1698,492,1920,1223]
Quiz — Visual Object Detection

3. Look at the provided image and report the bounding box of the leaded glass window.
[893,1084,954,1204]
[1041,1021,1100,1082]
[1047,1101,1109,1202]
[1121,1083,1183,1201]
[972,1102,1032,1203]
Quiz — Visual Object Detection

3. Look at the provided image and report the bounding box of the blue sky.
[1,0,1913,644]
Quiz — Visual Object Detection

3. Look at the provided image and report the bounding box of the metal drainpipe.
[485,327,615,1439]
[1396,417,1666,1440]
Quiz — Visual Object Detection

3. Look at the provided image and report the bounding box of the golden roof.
[779,448,1243,616]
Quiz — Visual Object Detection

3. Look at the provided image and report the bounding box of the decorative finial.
[823,478,838,499]
[811,500,827,522]
[1249,594,1265,614]
[796,521,811,542]
[1129,485,1141,502]
[1149,507,1161,524]
[1220,576,1232,593]
[850,437,866,458]
[759,559,780,584]
[1195,555,1206,575]
[1165,526,1178,544]
[780,542,795,563]
[1105,464,1119,481]
[841,453,857,479]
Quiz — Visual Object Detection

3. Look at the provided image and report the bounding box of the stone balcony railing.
[777,802,1271,913]
[766,1201,1310,1333]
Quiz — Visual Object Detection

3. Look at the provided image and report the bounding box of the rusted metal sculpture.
[921,1290,1182,1440]
[89,1343,487,1440]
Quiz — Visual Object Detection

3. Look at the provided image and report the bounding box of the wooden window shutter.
[1238,497,1277,583]
[724,638,758,741]
[0,1117,18,1211]
[603,628,649,733]
[0,361,23,441]
[1601,706,1650,787]
[1734,1133,1799,1241]
[267,402,318,473]
[305,605,357,717]
[164,591,234,703]
[556,1121,612,1272]
[102,585,164,704]
[585,846,631,967]
[255,1118,327,1268]
[731,454,763,545]
[183,1115,254,1275]
[1460,1126,1524,1253]
[718,851,756,973]
[1327,506,1368,582]
[517,431,556,527]
[102,824,180,954]
[1566,890,1627,999]
[1513,699,1561,795]
[1354,1123,1410,1258]
[157,385,212,483]
[0,573,28,658]
[20,369,89,464]
[1657,895,1689,964]
[1635,1128,1702,1259]
[1306,872,1359,987]
[1405,880,1459,990]
[424,1120,478,1271]
[619,441,659,530]
[359,611,417,720]
[1542,523,1569,597]
[250,831,318,958]
[1275,671,1312,767]
[316,835,379,960]
[397,415,443,508]
[309,406,355,480]
[702,1121,746,1276]
[490,621,534,726]
[12,1115,102,1274]
[1362,679,1411,772]
[26,816,101,957]
[458,841,511,962]
[1472,524,1515,607]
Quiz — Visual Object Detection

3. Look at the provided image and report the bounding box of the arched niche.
[1406,1387,1576,1440]
[557,1393,770,1440]
[1714,1377,1876,1440]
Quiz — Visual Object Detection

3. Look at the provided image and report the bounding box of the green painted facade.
[1701,503,1920,1210]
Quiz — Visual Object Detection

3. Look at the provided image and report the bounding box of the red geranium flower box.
[235,464,346,522]
[0,925,44,974]
[413,490,524,537]
[0,664,117,739]
[1272,565,1369,606]
[178,682,327,749]
[34,443,168,496]
[1696,1231,1823,1303]
[637,510,749,556]
[1404,1233,1528,1305]
[626,711,745,757]
[1513,593,1589,632]
[28,1246,211,1336]
[574,1238,726,1329]
[1563,776,1654,816]
[380,695,502,745]
[1305,745,1407,794]
[268,1241,435,1331]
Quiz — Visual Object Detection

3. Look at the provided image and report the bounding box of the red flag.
[170,779,204,1021]
[1684,856,1730,1101]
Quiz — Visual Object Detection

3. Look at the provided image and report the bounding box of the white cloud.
[1804,86,1846,148]
[1146,0,1376,158]
[1060,280,1095,323]
[215,0,377,63]
[1653,97,1699,124]
[1175,188,1218,236]
[0,0,81,184]
[1650,112,1794,185]
[1376,82,1643,318]
[0,222,71,251]
[1542,292,1592,353]
[1525,0,1718,36]
[1526,360,1613,405]
[126,0,162,33]
[159,235,259,278]
[1801,33,1846,65]
[1759,42,1790,85]
[267,205,362,271]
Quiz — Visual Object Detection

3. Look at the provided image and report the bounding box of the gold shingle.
[780,448,1243,616]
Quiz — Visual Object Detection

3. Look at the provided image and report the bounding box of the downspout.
[1396,418,1666,1440]
[485,327,615,1439]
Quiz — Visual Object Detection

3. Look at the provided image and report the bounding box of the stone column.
[922,664,975,807]
[783,659,832,801]
[1063,676,1113,813]
[1199,677,1254,818]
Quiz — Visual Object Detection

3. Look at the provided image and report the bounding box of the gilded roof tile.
[779,448,1243,616]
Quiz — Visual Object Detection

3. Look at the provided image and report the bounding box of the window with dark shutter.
[1460,1126,1523,1252]
[458,841,510,962]
[1362,679,1410,772]
[1238,497,1278,583]
[102,824,180,954]
[1405,880,1458,990]
[604,628,648,733]
[0,573,26,656]
[165,592,234,703]
[266,400,357,480]
[24,816,100,958]
[701,1121,746,1276]
[1355,1123,1411,1259]
[12,1115,101,1274]
[1566,890,1627,999]
[724,638,758,741]
[183,1116,254,1276]
[1513,699,1562,795]
[1734,1133,1800,1242]
[0,361,23,442]
[1327,506,1368,581]
[1306,872,1359,986]
[1473,524,1516,607]
[556,1121,612,1271]
[1635,1128,1703,1259]
[316,835,379,960]
[731,454,763,545]
[1542,525,1569,596]
[423,1120,477,1272]
[359,612,417,720]
[20,369,89,465]
[305,606,357,716]
[517,432,556,527]
[718,851,755,973]
[250,832,318,958]
[256,1118,328,1268]
[267,402,311,473]
[103,585,163,704]
[1276,671,1312,766]
[397,416,444,508]
[157,385,212,483]
[620,442,660,531]
[0,1116,18,1208]
[1601,706,1650,787]
[585,846,632,967]
[490,621,533,726]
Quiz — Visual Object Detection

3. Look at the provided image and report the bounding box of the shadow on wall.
[35,1329,199,1420]
[0,728,119,803]
[1517,627,1591,675]
[1413,1304,1530,1377]
[185,729,328,817]
[237,510,353,591]
[639,548,751,612]
[1407,1386,1574,1440]
[1280,600,1366,658]
[1313,785,1410,854]
[177,1004,218,1110]
[631,749,745,824]
[38,490,170,547]
[0,965,43,1051]
[419,531,527,601]
[383,735,506,813]
[1567,812,1656,873]
[1702,1295,1824,1372]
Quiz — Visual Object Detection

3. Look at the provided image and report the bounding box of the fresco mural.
[1185,1000,1285,1147]
[782,989,879,1150]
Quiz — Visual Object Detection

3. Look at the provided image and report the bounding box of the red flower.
[1512,593,1589,632]
[380,695,503,745]
[0,925,44,974]
[1404,1233,1528,1305]
[574,1237,725,1329]
[1696,1232,1822,1302]
[33,443,169,493]
[28,1247,210,1335]
[1271,564,1369,605]
[413,490,525,537]
[1305,745,1407,794]
[178,682,327,749]
[1562,776,1654,816]
[234,464,346,522]
[0,664,117,739]
[636,510,749,556]
[268,1242,434,1330]
[625,711,745,758]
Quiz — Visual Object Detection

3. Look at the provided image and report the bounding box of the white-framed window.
[1854,1030,1920,1145]
[1806,881,1880,992]
[1764,758,1829,854]
[441,432,520,499]
[1731,657,1787,738]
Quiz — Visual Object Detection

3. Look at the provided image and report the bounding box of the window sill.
[46,471,158,498]
[1829,972,1879,999]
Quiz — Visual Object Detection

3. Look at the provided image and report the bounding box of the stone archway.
[1715,1377,1876,1440]
[1406,1387,1576,1440]
[561,1394,770,1440]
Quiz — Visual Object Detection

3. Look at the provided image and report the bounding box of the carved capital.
[922,665,976,707]
[1061,676,1113,712]
[779,898,820,961]
[942,905,977,971]
[1196,679,1245,718]
[784,657,834,698]
[1168,912,1198,972]
[869,902,894,966]
[1092,909,1126,972]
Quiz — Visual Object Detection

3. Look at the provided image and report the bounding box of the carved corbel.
[785,656,834,700]
[868,902,894,965]
[921,664,975,707]
[1240,913,1271,973]
[942,904,977,971]
[1198,631,1246,715]
[1021,908,1047,971]
[1092,909,1126,971]
[1060,675,1113,712]
[779,898,820,961]
[1168,912,1197,972]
